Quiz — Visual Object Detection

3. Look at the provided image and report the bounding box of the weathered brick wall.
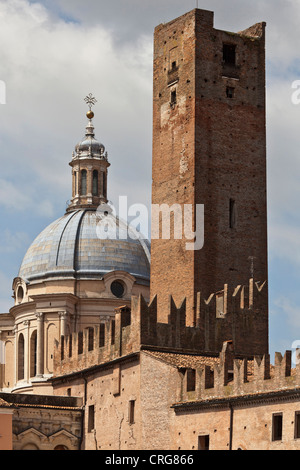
[150,8,268,355]
[171,400,300,450]
[53,357,142,450]
[139,351,181,450]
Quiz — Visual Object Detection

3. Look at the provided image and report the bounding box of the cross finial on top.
[84,93,97,119]
[84,93,97,110]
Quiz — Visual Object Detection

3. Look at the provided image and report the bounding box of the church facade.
[0,8,299,451]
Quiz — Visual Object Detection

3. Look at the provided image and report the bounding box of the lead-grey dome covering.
[18,209,150,283]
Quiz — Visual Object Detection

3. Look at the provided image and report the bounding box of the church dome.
[75,120,106,158]
[18,209,150,284]
[18,94,150,286]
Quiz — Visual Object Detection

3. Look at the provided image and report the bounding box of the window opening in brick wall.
[226,87,234,99]
[129,400,135,424]
[272,413,283,441]
[198,435,210,450]
[295,412,300,439]
[186,369,196,392]
[88,405,95,432]
[170,89,177,107]
[223,44,236,65]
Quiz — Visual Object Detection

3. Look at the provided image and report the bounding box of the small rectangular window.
[223,44,236,65]
[272,413,283,441]
[186,369,196,392]
[226,87,234,99]
[129,400,135,425]
[198,435,210,450]
[295,412,300,439]
[88,405,95,433]
[170,89,177,106]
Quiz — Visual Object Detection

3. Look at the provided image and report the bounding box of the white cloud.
[273,296,300,330]
[0,0,153,217]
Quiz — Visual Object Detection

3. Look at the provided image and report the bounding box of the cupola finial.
[84,93,97,120]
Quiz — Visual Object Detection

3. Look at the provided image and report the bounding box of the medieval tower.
[150,9,268,356]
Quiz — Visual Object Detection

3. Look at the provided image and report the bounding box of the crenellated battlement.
[179,342,299,404]
[53,278,268,377]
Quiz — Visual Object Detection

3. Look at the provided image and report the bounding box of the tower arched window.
[18,333,25,381]
[92,170,98,196]
[81,170,87,196]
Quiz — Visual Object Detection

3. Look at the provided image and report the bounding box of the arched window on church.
[92,170,98,196]
[81,170,87,196]
[18,334,25,381]
[30,330,37,378]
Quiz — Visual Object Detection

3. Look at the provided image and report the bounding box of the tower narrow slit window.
[171,89,177,106]
[129,400,135,424]
[229,198,236,229]
[88,405,95,432]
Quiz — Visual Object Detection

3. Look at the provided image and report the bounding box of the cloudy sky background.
[0,0,300,360]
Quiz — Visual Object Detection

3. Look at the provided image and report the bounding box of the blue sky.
[0,0,300,361]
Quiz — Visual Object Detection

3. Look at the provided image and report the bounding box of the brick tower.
[150,9,268,354]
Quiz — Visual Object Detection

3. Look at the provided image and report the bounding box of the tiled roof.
[143,350,220,369]
[0,398,13,408]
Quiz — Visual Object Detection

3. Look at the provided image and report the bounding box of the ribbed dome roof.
[74,120,107,159]
[18,209,150,283]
